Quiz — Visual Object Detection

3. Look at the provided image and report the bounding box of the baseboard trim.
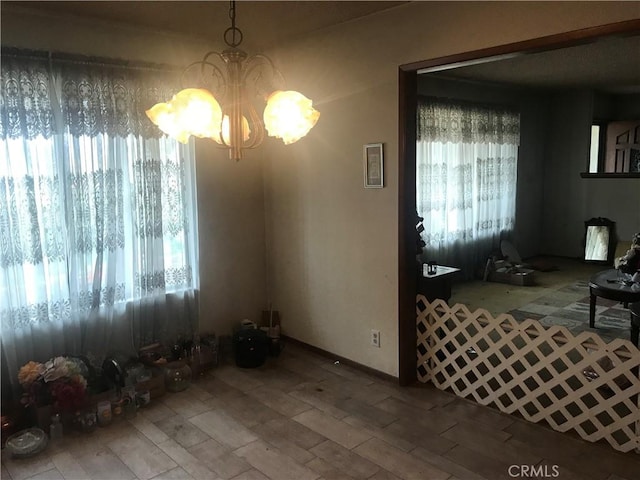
[281,335,399,384]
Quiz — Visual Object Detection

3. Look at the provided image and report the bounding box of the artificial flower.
[42,356,70,383]
[18,356,88,412]
[18,361,44,386]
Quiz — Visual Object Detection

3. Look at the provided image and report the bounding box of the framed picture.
[364,143,384,188]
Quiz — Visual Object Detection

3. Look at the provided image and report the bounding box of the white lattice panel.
[417,296,640,453]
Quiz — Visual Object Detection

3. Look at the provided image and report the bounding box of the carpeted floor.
[449,257,634,344]
[507,280,633,343]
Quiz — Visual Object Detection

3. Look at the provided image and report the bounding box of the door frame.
[397,19,640,386]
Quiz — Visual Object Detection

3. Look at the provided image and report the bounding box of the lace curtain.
[0,51,199,398]
[416,97,520,278]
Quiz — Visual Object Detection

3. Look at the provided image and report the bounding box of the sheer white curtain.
[0,51,199,398]
[416,98,519,277]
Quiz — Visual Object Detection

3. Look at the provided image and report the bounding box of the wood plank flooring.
[2,342,638,480]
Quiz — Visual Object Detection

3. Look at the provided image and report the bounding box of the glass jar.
[136,390,151,408]
[49,414,63,440]
[77,410,97,433]
[137,370,151,383]
[97,401,112,427]
[164,361,192,392]
[125,363,146,386]
[122,386,137,419]
[123,396,137,419]
[1,415,17,447]
[111,396,124,421]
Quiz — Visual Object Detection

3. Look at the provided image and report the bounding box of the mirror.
[584,217,616,264]
[585,226,610,261]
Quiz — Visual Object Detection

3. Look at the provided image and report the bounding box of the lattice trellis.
[417,296,640,453]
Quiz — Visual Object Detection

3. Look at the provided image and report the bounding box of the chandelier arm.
[219,102,233,151]
[243,54,277,72]
[210,140,263,156]
[244,103,265,149]
[216,101,264,153]
[201,51,226,64]
[181,58,227,95]
[216,103,231,148]
[242,54,285,92]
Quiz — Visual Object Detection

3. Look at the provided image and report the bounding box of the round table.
[589,269,640,345]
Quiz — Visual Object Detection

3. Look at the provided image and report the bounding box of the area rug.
[507,281,633,343]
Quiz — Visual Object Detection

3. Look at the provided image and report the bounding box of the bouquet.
[615,232,640,276]
[18,356,88,413]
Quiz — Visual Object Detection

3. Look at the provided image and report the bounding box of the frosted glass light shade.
[263,90,320,145]
[146,88,222,144]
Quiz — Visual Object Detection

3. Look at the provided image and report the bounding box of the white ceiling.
[4,1,638,93]
[2,1,408,51]
[421,33,640,95]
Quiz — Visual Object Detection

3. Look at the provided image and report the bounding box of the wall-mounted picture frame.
[364,143,384,188]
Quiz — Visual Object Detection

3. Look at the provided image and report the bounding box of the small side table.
[417,265,461,303]
[588,269,640,345]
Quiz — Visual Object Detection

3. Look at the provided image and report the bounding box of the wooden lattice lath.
[417,296,640,453]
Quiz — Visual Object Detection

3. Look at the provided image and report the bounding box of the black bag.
[233,328,268,368]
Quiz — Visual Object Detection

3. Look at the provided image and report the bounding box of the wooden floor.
[2,342,638,480]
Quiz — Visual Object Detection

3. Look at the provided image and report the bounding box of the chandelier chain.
[224,0,243,48]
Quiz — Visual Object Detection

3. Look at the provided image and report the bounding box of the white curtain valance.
[417,97,520,146]
[0,50,180,140]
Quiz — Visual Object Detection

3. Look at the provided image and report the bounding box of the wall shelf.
[580,172,640,178]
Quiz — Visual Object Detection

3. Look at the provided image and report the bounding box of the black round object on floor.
[233,328,268,368]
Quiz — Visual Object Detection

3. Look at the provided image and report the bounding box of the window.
[416,98,520,276]
[1,57,199,326]
[1,51,199,398]
[589,124,601,173]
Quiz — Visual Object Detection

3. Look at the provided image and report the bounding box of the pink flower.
[49,378,86,412]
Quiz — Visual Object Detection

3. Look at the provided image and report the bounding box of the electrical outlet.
[371,329,381,348]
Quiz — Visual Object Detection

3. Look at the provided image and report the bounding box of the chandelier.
[146,1,320,161]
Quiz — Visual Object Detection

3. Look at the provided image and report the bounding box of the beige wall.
[542,91,640,256]
[196,143,268,336]
[263,1,638,377]
[2,2,638,377]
